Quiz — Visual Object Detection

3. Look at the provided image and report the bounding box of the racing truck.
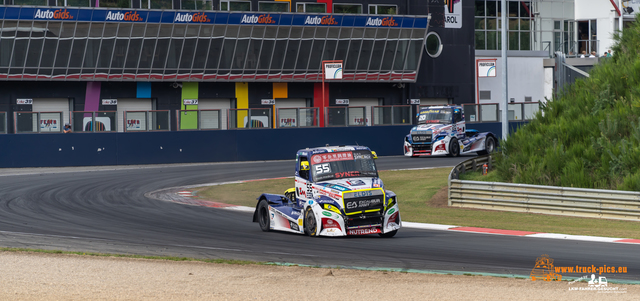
[404,105,497,157]
[252,145,400,237]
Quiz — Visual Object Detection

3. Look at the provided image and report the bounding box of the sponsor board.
[106,11,143,22]
[365,17,398,27]
[4,7,428,29]
[347,228,381,235]
[34,9,74,20]
[175,12,210,23]
[444,0,462,29]
[478,60,496,77]
[304,15,338,25]
[324,63,343,80]
[241,14,276,24]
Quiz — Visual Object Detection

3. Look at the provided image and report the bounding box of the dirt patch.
[1,252,637,301]
[428,186,449,207]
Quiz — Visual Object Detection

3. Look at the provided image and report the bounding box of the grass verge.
[196,167,640,239]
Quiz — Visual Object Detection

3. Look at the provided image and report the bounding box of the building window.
[182,0,213,10]
[52,0,91,6]
[15,0,47,5]
[368,4,397,15]
[140,0,173,9]
[297,2,326,13]
[425,32,442,58]
[333,3,362,14]
[220,0,251,11]
[474,0,531,51]
[98,0,132,8]
[258,1,289,12]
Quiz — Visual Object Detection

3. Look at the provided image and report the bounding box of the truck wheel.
[379,230,398,238]
[257,199,271,232]
[304,207,318,237]
[478,136,496,155]
[447,138,460,157]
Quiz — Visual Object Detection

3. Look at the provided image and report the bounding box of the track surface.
[0,156,638,281]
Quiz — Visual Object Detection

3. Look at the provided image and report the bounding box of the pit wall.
[0,122,526,168]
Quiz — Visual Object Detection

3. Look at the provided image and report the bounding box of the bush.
[496,19,640,191]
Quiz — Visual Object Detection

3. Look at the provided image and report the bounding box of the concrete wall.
[0,122,525,168]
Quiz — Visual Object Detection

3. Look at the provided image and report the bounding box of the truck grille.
[343,195,384,215]
[346,212,383,229]
[411,134,431,143]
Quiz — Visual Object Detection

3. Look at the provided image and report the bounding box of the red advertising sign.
[311,152,353,164]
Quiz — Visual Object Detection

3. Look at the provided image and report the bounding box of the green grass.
[196,167,640,239]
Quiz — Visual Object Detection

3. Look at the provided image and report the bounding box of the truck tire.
[478,136,496,155]
[304,207,318,237]
[257,199,271,232]
[447,138,460,157]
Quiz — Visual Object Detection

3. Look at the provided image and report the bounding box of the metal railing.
[276,107,320,128]
[448,156,640,221]
[325,106,368,127]
[176,110,222,131]
[124,110,171,132]
[6,103,534,134]
[371,105,412,126]
[14,111,63,133]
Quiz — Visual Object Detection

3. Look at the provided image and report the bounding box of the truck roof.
[296,145,372,157]
[418,105,462,111]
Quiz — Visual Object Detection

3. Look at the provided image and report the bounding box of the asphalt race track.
[0,155,638,281]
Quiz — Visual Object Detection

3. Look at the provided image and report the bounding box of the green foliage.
[496,20,640,191]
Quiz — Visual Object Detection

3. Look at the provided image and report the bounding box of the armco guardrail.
[448,156,640,221]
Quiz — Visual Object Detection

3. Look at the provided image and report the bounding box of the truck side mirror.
[371,151,378,159]
[300,161,310,171]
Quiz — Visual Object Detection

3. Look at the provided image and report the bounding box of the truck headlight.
[322,203,342,215]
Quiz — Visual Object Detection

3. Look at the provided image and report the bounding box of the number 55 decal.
[314,163,330,174]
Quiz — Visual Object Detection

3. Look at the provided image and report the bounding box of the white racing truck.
[253,145,401,238]
[404,105,497,157]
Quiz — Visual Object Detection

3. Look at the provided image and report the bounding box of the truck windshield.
[310,150,378,182]
[418,108,452,125]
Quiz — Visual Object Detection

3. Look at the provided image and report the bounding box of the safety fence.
[448,156,640,221]
[3,104,535,134]
[3,105,414,133]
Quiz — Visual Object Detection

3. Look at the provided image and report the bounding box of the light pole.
[501,0,508,140]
